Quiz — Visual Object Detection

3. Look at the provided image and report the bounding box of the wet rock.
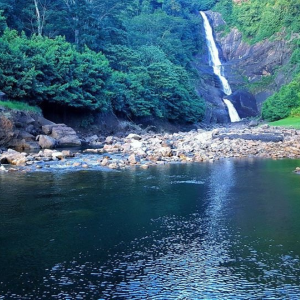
[52,151,64,160]
[0,149,27,165]
[294,167,300,174]
[108,163,118,169]
[101,157,110,166]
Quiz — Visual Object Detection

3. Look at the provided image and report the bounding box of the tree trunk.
[33,0,42,36]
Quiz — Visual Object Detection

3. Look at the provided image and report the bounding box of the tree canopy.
[0,0,209,123]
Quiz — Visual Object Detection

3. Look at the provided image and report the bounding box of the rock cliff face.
[196,11,294,122]
[206,11,294,111]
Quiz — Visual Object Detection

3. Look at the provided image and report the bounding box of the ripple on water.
[3,213,300,299]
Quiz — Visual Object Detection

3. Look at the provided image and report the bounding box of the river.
[1,158,300,299]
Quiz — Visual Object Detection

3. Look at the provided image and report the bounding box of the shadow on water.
[1,159,300,298]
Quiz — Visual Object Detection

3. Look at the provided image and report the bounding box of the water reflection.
[1,159,300,299]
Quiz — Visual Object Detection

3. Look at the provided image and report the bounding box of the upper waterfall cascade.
[200,11,241,123]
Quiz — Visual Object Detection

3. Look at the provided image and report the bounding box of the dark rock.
[229,90,258,118]
[249,120,259,127]
[0,91,7,101]
[215,133,284,142]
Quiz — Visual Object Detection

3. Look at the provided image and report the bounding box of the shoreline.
[1,124,300,172]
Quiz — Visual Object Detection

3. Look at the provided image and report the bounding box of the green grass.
[0,100,41,113]
[269,116,300,129]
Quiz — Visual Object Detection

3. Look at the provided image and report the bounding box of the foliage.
[262,74,300,121]
[0,0,211,123]
[214,0,300,44]
[107,45,205,122]
[0,29,112,110]
[290,107,300,117]
[0,100,41,113]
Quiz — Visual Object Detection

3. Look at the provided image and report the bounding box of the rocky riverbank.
[1,124,300,172]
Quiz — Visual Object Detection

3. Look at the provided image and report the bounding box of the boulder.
[37,135,57,149]
[50,124,81,147]
[0,149,27,165]
[126,133,142,140]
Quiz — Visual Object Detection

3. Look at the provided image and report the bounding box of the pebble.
[2,126,300,172]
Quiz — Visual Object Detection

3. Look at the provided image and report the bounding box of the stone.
[101,158,109,166]
[50,124,81,147]
[130,140,143,149]
[105,136,114,144]
[159,146,172,157]
[108,163,118,169]
[196,132,213,144]
[212,129,219,136]
[86,135,98,144]
[128,154,137,164]
[38,135,57,149]
[103,144,115,152]
[249,120,259,127]
[126,133,142,140]
[62,150,74,157]
[42,124,54,135]
[52,151,64,160]
[0,149,27,165]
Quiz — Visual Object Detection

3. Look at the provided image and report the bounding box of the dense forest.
[0,0,219,124]
[0,0,299,124]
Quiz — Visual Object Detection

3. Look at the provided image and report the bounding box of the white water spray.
[200,11,240,122]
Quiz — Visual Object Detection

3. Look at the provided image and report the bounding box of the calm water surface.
[1,158,300,299]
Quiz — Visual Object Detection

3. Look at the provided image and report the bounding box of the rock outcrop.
[0,106,81,150]
[41,124,81,147]
[205,11,294,112]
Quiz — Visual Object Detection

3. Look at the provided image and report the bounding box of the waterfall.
[200,11,241,123]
